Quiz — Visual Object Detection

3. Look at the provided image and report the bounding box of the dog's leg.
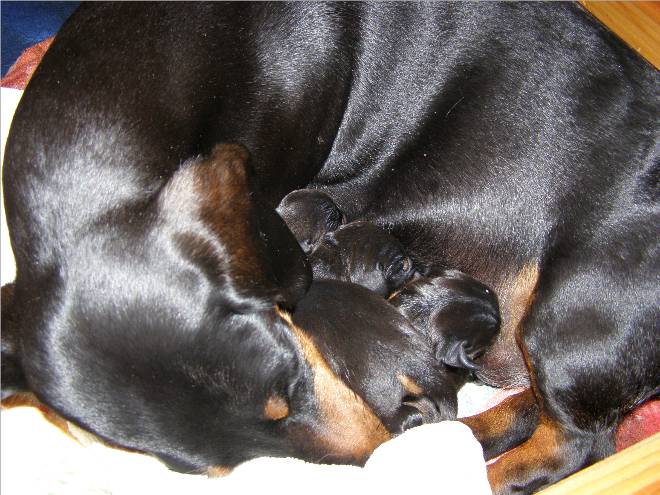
[482,244,658,494]
[461,388,539,460]
[461,262,541,460]
[486,414,598,495]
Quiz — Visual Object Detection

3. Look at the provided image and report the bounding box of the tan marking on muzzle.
[2,392,78,440]
[276,308,391,462]
[2,392,133,452]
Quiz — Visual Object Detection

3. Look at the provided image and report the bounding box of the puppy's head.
[2,144,390,472]
[309,221,415,297]
[292,280,461,434]
[276,189,345,254]
[390,271,501,370]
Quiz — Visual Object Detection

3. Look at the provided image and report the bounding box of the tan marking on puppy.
[276,308,390,462]
[264,395,290,421]
[397,374,423,397]
[207,465,233,478]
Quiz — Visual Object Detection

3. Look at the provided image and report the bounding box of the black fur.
[308,220,415,297]
[390,271,500,371]
[276,189,346,254]
[2,3,658,491]
[292,280,461,432]
[277,191,415,297]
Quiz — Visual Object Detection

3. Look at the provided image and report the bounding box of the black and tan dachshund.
[2,3,658,492]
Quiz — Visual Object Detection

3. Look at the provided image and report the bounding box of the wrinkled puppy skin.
[277,189,346,254]
[309,221,416,297]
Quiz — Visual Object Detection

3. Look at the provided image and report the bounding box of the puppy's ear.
[1,283,28,399]
[159,144,311,310]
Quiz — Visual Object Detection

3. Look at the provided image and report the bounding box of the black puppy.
[309,220,416,297]
[290,279,460,433]
[281,202,501,375]
[277,191,414,297]
[288,274,501,435]
[389,271,501,372]
[276,189,345,254]
[2,3,658,492]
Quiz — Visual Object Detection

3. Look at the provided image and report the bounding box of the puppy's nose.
[390,404,424,433]
[404,396,441,424]
[388,396,441,434]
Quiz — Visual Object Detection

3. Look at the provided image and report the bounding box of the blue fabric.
[1,1,79,76]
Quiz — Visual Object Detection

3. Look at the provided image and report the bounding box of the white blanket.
[1,87,493,495]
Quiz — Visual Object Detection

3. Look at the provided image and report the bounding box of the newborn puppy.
[309,221,416,297]
[276,189,345,254]
[291,279,462,433]
[389,270,501,372]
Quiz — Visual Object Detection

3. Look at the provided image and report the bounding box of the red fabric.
[1,37,53,89]
[616,398,660,451]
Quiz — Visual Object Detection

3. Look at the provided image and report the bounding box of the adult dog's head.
[1,145,397,472]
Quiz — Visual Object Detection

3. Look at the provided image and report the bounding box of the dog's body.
[2,2,658,493]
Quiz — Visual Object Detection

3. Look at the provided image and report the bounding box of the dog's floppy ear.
[158,143,311,310]
[1,283,28,399]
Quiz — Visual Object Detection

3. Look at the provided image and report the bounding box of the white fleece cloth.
[1,87,492,495]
